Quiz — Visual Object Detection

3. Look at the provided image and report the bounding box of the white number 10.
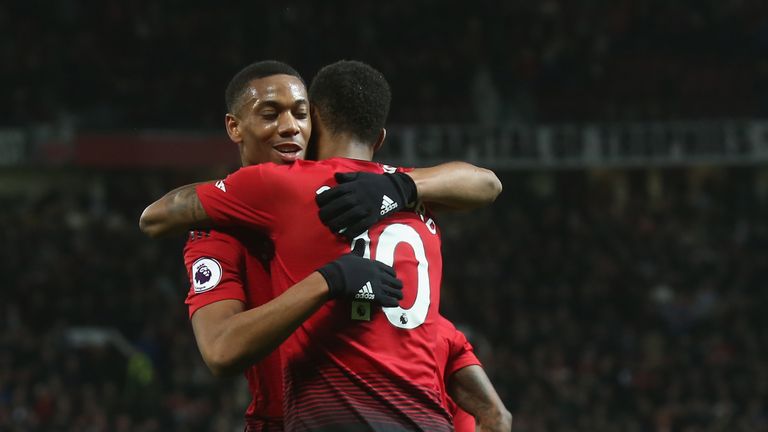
[353,224,430,329]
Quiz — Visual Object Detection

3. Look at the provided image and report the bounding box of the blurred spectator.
[2,1,767,128]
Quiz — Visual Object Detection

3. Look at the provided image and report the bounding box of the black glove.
[316,171,417,239]
[316,242,404,307]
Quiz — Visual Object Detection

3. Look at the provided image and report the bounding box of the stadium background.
[3,1,768,431]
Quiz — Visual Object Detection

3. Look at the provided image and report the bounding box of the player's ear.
[225,113,243,144]
[373,128,386,153]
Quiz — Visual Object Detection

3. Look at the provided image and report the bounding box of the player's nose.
[277,111,300,137]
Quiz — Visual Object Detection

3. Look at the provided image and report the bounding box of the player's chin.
[272,149,304,164]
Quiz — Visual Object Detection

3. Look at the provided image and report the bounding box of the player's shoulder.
[318,157,409,174]
[230,161,300,180]
[436,316,471,348]
[184,228,247,260]
[244,160,330,181]
[434,315,457,335]
[235,162,288,176]
[234,159,408,174]
[186,228,244,244]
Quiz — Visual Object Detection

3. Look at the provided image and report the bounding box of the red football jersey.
[197,158,452,431]
[183,228,283,430]
[434,316,482,432]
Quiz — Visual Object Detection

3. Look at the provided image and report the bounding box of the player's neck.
[317,134,373,161]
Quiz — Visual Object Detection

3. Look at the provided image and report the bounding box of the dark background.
[3,2,768,431]
[5,0,768,129]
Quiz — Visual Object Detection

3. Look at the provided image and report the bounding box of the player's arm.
[192,245,402,377]
[407,161,502,211]
[140,165,278,238]
[443,323,511,431]
[448,365,512,432]
[140,182,212,238]
[192,274,328,377]
[317,162,502,237]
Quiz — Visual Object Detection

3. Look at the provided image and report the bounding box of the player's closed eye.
[261,111,278,120]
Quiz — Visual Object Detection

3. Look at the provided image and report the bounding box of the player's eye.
[294,110,308,119]
[261,111,278,120]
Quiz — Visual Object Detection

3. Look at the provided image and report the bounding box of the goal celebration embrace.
[140,60,511,431]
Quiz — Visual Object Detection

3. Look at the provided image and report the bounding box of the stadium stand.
[2,1,767,128]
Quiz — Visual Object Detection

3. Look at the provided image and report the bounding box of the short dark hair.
[309,60,391,144]
[225,60,305,113]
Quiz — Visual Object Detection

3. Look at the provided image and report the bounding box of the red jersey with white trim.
[183,228,283,430]
[196,158,452,431]
[434,316,482,432]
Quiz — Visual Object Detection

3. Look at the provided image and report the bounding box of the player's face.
[227,74,311,166]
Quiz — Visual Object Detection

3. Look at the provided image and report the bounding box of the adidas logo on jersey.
[380,195,398,215]
[355,281,375,300]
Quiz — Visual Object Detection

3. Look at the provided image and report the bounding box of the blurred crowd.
[2,166,768,431]
[440,167,768,431]
[3,0,768,128]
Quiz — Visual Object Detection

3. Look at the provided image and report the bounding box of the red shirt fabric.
[197,158,453,431]
[434,316,482,432]
[183,228,283,430]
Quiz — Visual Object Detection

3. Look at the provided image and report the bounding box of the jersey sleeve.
[183,229,247,318]
[196,165,278,232]
[446,328,482,378]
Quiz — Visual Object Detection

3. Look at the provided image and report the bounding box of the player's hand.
[316,171,417,239]
[316,242,404,307]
